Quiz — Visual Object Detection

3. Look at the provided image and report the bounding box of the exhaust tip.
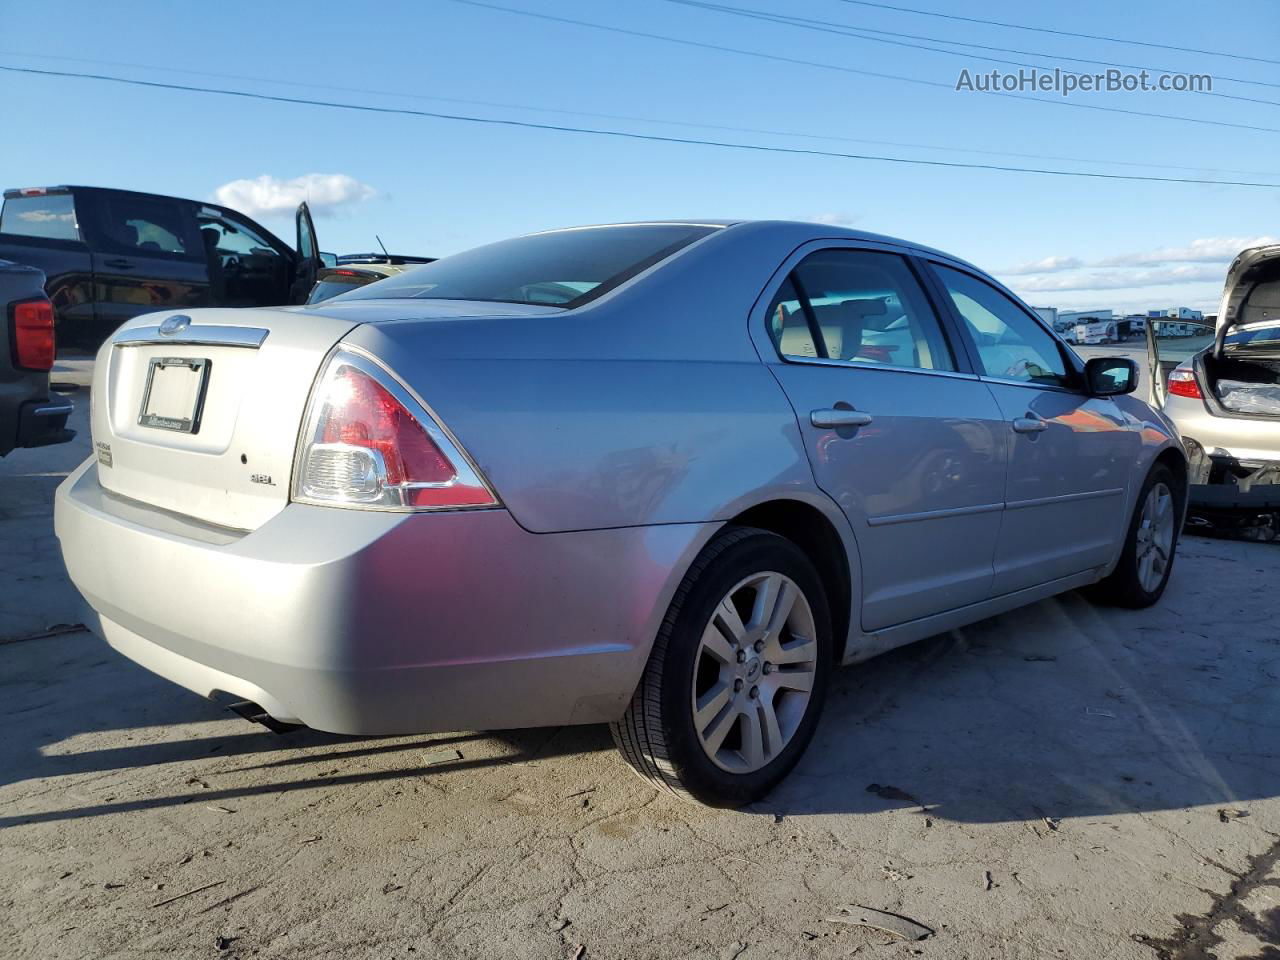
[225,699,304,735]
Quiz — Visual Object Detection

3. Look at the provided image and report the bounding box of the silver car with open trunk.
[1147,244,1280,536]
[56,220,1186,806]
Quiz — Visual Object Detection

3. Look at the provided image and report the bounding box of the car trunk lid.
[1216,243,1280,352]
[91,308,360,531]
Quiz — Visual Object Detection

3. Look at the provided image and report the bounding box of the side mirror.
[1085,356,1138,396]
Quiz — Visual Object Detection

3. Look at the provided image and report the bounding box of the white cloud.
[211,173,376,218]
[1001,235,1276,278]
[809,212,860,227]
[996,235,1279,310]
[1002,255,1083,276]
[1013,264,1225,293]
[1095,235,1277,267]
[18,210,74,223]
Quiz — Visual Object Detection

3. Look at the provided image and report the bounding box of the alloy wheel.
[1135,481,1175,592]
[690,571,819,774]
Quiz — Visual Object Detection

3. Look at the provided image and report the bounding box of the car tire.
[1091,463,1182,609]
[610,526,833,807]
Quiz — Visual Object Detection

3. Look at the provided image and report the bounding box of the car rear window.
[0,193,80,242]
[339,224,720,307]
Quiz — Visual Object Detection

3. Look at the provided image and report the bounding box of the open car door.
[289,201,322,303]
[1144,318,1166,409]
[1145,319,1216,408]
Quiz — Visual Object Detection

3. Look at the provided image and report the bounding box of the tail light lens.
[1167,364,1203,400]
[11,297,55,371]
[292,348,497,511]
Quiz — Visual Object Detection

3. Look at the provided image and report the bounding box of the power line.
[2,63,1276,190]
[834,0,1280,67]
[445,0,1280,136]
[661,0,1280,105]
[813,14,1280,91]
[2,49,1269,177]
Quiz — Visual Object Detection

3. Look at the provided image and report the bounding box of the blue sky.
[3,0,1277,313]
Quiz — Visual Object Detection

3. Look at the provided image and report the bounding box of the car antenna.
[376,234,390,258]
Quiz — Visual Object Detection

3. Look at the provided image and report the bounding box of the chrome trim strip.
[1005,487,1125,511]
[866,486,1125,526]
[979,374,1084,396]
[113,325,270,349]
[778,356,980,382]
[31,400,74,416]
[867,501,1004,527]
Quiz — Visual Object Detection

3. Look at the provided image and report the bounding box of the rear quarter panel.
[340,224,826,533]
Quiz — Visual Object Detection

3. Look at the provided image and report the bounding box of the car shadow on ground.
[2,535,1277,829]
[769,541,1280,825]
[0,630,615,826]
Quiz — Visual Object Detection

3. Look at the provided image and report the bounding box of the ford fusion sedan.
[55,220,1186,806]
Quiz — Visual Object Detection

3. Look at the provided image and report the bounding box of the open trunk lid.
[1216,243,1280,353]
[91,307,360,531]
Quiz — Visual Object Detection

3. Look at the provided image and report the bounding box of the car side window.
[932,264,1071,388]
[766,277,820,358]
[767,249,955,371]
[196,210,282,258]
[96,195,197,257]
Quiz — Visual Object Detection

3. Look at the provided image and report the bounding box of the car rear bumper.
[1164,392,1280,464]
[0,384,74,456]
[55,458,712,735]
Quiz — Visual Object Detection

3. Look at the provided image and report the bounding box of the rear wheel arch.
[726,499,854,663]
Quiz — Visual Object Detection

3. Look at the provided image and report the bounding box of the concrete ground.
[2,368,1278,960]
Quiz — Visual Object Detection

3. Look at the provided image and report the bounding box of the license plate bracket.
[138,357,211,434]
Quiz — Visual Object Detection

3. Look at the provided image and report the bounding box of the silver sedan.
[56,220,1186,806]
[1146,244,1280,534]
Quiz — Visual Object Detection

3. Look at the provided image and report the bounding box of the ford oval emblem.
[159,314,191,336]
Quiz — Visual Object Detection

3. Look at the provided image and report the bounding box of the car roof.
[532,219,977,270]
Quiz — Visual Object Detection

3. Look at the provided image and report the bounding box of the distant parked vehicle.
[0,185,327,351]
[1147,244,1280,534]
[1074,320,1118,345]
[57,219,1186,806]
[0,260,73,456]
[306,253,436,304]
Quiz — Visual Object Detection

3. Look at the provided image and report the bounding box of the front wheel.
[1092,464,1181,608]
[610,527,833,807]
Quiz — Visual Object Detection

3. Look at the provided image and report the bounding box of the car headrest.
[806,299,886,360]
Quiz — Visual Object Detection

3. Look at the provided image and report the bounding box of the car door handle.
[101,258,135,269]
[1012,415,1049,434]
[811,408,874,429]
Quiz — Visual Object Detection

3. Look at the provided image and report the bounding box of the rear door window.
[92,194,199,258]
[0,193,81,241]
[768,249,956,371]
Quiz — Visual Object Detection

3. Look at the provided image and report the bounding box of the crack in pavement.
[1140,833,1280,960]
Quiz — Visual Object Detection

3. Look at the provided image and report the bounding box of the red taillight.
[296,352,497,510]
[12,298,55,371]
[1167,366,1203,399]
[319,365,456,493]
